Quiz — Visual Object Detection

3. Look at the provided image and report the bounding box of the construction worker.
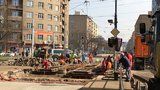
[102,56,112,71]
[119,53,131,81]
[88,53,93,64]
[124,52,133,69]
[106,55,112,70]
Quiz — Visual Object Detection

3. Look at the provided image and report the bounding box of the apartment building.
[0,0,70,53]
[69,12,99,51]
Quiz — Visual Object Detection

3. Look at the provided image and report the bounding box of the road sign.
[111,28,120,37]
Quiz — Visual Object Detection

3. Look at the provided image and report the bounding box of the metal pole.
[114,0,118,80]
[114,0,117,29]
[31,19,35,58]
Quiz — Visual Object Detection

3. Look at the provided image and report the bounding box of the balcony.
[8,16,22,21]
[8,5,23,10]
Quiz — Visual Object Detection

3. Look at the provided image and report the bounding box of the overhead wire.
[69,0,151,39]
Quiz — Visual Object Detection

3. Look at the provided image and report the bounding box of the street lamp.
[31,19,35,58]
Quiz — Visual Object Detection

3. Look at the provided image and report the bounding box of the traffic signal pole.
[113,0,118,80]
[114,0,117,29]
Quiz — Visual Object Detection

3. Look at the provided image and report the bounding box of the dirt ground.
[0,82,83,90]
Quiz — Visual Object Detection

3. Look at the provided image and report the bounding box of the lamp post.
[31,19,35,58]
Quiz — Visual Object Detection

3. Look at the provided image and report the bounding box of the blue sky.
[69,0,152,42]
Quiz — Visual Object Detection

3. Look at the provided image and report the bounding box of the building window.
[0,12,2,16]
[62,36,64,41]
[54,16,59,21]
[0,0,4,5]
[38,35,43,40]
[15,23,20,29]
[0,33,2,38]
[12,0,20,6]
[26,0,33,7]
[26,12,33,18]
[26,34,32,40]
[55,25,58,31]
[47,35,51,42]
[38,24,43,29]
[48,3,52,9]
[38,2,44,9]
[11,33,18,40]
[55,5,59,11]
[11,11,20,16]
[12,21,21,29]
[47,24,52,31]
[38,13,44,19]
[27,23,33,29]
[54,35,58,44]
[48,14,52,20]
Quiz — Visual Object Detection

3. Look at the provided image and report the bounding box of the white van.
[50,49,64,56]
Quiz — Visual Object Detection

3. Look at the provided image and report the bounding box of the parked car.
[5,52,16,57]
[0,52,5,56]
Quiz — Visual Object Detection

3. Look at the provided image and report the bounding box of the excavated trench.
[0,64,100,85]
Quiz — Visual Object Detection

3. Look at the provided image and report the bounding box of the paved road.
[0,82,83,90]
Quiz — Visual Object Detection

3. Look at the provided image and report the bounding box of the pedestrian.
[118,53,131,81]
[25,49,29,58]
[22,51,24,58]
[81,52,86,62]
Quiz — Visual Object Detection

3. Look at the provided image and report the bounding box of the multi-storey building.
[0,0,69,54]
[69,12,99,51]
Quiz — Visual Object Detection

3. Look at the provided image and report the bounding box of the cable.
[70,3,85,11]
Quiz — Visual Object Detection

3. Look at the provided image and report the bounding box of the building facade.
[0,0,70,54]
[69,12,99,51]
[135,14,152,34]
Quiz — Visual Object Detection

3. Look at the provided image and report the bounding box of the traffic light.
[115,38,122,51]
[108,37,122,51]
[108,37,115,47]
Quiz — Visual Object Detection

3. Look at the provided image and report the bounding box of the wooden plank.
[104,80,119,90]
[91,81,106,88]
[123,81,132,90]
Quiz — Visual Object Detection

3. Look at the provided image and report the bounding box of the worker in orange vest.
[88,53,93,64]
